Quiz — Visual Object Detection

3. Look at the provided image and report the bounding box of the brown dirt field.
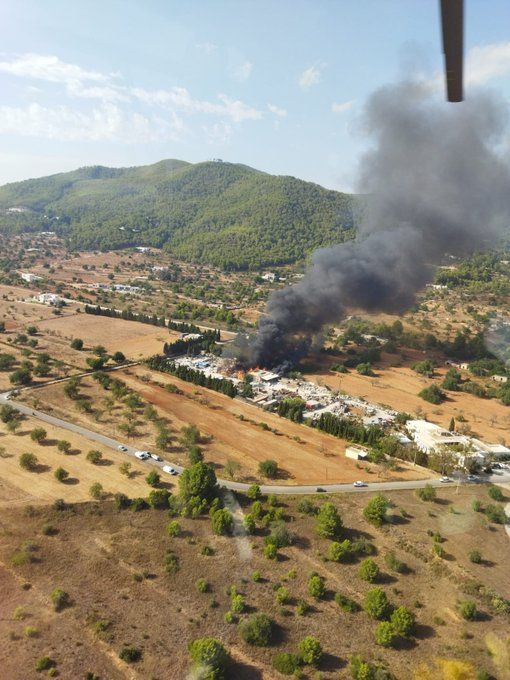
[26,369,432,486]
[34,313,180,360]
[0,486,508,679]
[306,358,510,444]
[0,417,171,506]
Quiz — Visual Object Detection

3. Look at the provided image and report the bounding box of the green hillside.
[0,159,356,269]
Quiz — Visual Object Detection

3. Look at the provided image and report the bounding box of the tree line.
[145,356,237,398]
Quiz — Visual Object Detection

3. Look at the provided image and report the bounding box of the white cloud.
[0,102,184,142]
[195,42,218,55]
[331,100,355,114]
[465,42,510,85]
[232,61,253,82]
[267,103,287,118]
[298,64,323,90]
[0,53,112,84]
[0,52,264,143]
[203,121,232,145]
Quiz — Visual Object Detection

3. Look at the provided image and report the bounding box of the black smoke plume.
[234,82,510,368]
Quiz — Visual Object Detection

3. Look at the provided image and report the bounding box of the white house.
[406,420,469,453]
[20,272,42,283]
[345,445,369,461]
[37,293,61,305]
[492,375,508,384]
[261,272,276,282]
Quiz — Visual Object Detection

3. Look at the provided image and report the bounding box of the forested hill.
[0,159,356,269]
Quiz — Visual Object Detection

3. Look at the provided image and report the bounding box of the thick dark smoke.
[233,82,510,368]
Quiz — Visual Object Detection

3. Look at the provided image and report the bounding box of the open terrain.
[20,366,432,486]
[0,483,508,679]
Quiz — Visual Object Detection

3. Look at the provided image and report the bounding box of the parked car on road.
[163,464,177,475]
[135,451,150,460]
[118,445,128,452]
[439,476,451,483]
[151,453,162,461]
[353,481,367,488]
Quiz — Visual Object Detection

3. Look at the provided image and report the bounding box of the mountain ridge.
[0,159,356,269]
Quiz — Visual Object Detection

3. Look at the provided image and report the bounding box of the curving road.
[1,390,509,496]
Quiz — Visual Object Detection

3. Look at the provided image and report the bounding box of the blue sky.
[1,0,510,190]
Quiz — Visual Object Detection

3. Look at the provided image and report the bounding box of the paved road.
[2,389,510,495]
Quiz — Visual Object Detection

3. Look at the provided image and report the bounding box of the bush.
[188,638,229,677]
[485,504,507,524]
[30,427,47,444]
[167,520,181,537]
[35,656,56,672]
[89,482,103,499]
[24,625,38,637]
[86,450,103,465]
[252,570,262,582]
[299,636,322,666]
[238,613,273,646]
[416,484,437,502]
[296,599,310,616]
[418,384,445,404]
[363,588,390,620]
[231,593,246,614]
[54,466,69,483]
[363,494,389,527]
[334,593,360,613]
[472,499,483,512]
[70,338,84,350]
[188,445,203,464]
[119,645,142,663]
[147,488,171,509]
[469,549,482,564]
[264,543,277,560]
[375,621,396,647]
[50,588,70,612]
[327,539,352,562]
[356,362,374,376]
[385,551,405,573]
[57,440,71,454]
[258,459,278,478]
[297,498,317,515]
[19,452,38,471]
[130,497,148,512]
[390,606,415,637]
[247,484,262,500]
[114,492,131,510]
[358,558,380,583]
[488,486,504,502]
[196,577,209,593]
[266,520,292,549]
[275,586,291,605]
[272,652,300,675]
[308,573,326,599]
[145,470,160,487]
[459,600,477,621]
[315,502,343,539]
[243,513,256,534]
[211,508,233,535]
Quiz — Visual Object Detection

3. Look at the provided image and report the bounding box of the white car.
[117,445,128,452]
[439,476,451,483]
[151,453,162,462]
[162,464,178,475]
[353,481,367,488]
[466,474,478,482]
[135,451,150,460]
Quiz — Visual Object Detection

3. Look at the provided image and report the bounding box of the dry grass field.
[0,417,170,507]
[22,367,432,486]
[0,485,508,679]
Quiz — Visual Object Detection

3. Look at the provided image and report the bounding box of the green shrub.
[89,482,103,499]
[327,539,352,562]
[485,504,506,524]
[375,621,396,647]
[224,611,236,624]
[35,656,55,672]
[50,588,70,612]
[469,549,482,564]
[119,645,142,663]
[418,384,445,404]
[358,558,380,583]
[211,508,233,535]
[258,459,278,478]
[296,600,311,616]
[363,494,389,527]
[459,600,477,621]
[363,588,390,620]
[385,551,405,573]
[488,486,504,502]
[188,638,229,677]
[308,573,326,599]
[238,613,273,646]
[252,570,262,582]
[264,543,277,560]
[201,545,213,556]
[231,594,246,614]
[272,652,300,675]
[24,625,38,638]
[275,586,290,605]
[145,470,160,487]
[19,452,38,471]
[167,520,181,537]
[315,502,343,539]
[247,484,262,500]
[196,578,209,593]
[86,449,103,465]
[334,593,360,613]
[130,497,148,512]
[298,636,322,666]
[390,606,415,637]
[416,484,437,502]
[472,499,483,512]
[297,498,317,515]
